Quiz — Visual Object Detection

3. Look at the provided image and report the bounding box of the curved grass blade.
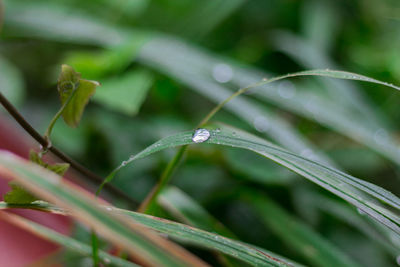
[139,37,400,166]
[0,150,208,267]
[139,52,336,167]
[0,211,139,267]
[0,201,303,267]
[112,125,400,236]
[269,31,389,125]
[241,189,360,267]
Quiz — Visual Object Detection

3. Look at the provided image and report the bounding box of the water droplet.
[396,255,400,266]
[106,206,113,211]
[212,63,233,83]
[121,161,128,166]
[262,78,268,81]
[278,81,296,99]
[374,128,389,145]
[253,116,270,132]
[232,131,236,136]
[192,129,210,143]
[103,257,111,264]
[215,128,221,133]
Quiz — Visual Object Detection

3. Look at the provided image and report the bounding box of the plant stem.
[0,92,138,207]
[137,146,186,213]
[43,89,77,149]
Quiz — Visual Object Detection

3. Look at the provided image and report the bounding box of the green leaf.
[241,189,360,267]
[3,182,39,204]
[115,125,400,236]
[57,64,100,127]
[4,150,69,204]
[93,69,153,116]
[0,201,305,267]
[0,212,140,267]
[29,150,70,176]
[0,151,207,267]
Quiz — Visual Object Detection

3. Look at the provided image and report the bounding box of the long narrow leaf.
[0,211,139,267]
[0,150,207,267]
[114,125,400,236]
[0,201,303,267]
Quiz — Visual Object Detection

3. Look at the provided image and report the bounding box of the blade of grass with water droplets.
[139,36,400,166]
[109,125,400,235]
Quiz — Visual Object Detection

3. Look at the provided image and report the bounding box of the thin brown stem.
[0,92,138,207]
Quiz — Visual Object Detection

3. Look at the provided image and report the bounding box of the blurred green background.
[1,0,400,266]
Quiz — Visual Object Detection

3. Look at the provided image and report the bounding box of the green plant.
[1,1,400,267]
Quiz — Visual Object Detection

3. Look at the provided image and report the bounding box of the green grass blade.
[139,36,400,166]
[139,51,337,167]
[0,201,303,267]
[270,31,389,125]
[241,189,360,267]
[0,151,208,267]
[114,125,400,235]
[0,211,139,267]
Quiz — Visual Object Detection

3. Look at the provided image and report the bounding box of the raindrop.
[212,63,233,83]
[106,206,113,211]
[253,116,270,132]
[232,131,237,136]
[396,255,400,266]
[103,258,111,264]
[192,129,210,143]
[121,161,128,166]
[262,78,268,81]
[215,128,221,133]
[278,81,296,99]
[374,128,389,145]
